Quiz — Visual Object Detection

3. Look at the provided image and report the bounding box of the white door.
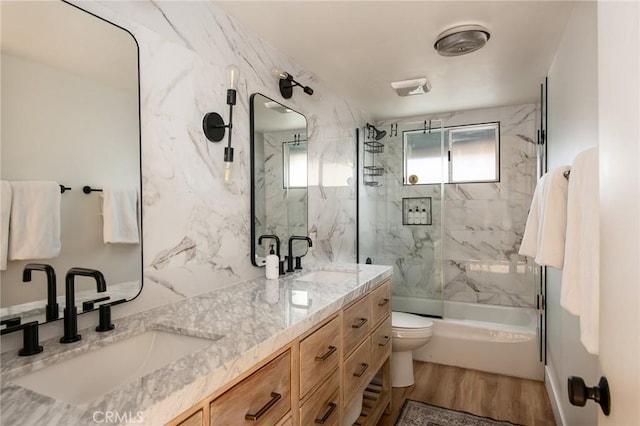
[597,1,640,425]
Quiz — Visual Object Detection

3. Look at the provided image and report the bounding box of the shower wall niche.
[358,104,538,315]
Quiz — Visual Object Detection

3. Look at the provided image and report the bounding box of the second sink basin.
[12,329,219,405]
[295,270,359,284]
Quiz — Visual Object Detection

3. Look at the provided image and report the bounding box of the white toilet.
[391,311,434,387]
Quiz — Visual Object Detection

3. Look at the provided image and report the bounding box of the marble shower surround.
[68,1,366,308]
[261,129,308,257]
[367,104,538,308]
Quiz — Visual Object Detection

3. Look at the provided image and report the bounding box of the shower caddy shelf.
[363,140,384,186]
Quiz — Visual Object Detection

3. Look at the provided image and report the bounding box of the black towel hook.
[82,185,103,194]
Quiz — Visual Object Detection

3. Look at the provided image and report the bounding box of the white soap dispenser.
[265,244,279,280]
[420,207,428,224]
[408,208,414,225]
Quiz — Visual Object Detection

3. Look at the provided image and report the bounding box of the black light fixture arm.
[277,71,314,99]
[203,88,237,144]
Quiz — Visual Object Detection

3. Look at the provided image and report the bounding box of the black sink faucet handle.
[96,304,114,332]
[0,321,43,356]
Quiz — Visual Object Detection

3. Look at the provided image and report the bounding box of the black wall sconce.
[202,65,240,183]
[273,68,314,99]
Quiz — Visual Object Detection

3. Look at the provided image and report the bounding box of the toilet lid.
[392,311,434,329]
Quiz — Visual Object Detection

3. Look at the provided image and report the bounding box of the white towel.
[102,187,139,244]
[519,166,570,268]
[8,181,61,260]
[1,181,12,270]
[561,147,599,355]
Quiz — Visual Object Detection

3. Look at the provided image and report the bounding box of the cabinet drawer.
[370,280,391,327]
[210,351,291,425]
[343,295,371,356]
[299,370,340,426]
[299,316,340,398]
[371,315,392,371]
[177,409,203,426]
[343,337,372,405]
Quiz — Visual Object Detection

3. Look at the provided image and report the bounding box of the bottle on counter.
[265,244,279,279]
[420,208,428,224]
[408,208,414,225]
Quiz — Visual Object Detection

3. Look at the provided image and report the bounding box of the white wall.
[545,2,599,425]
[597,1,640,424]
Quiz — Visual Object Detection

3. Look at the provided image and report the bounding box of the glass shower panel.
[404,130,444,185]
[358,120,445,318]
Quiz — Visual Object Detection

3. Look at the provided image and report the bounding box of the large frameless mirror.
[0,1,142,328]
[250,93,308,267]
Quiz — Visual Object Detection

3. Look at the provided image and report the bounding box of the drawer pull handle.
[378,336,391,346]
[244,392,281,421]
[378,298,390,307]
[352,318,368,329]
[314,402,337,424]
[315,345,337,361]
[353,363,369,377]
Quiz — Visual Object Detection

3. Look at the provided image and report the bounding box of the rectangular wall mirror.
[0,1,142,327]
[250,93,308,267]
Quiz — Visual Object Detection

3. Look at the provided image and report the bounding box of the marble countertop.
[0,263,392,425]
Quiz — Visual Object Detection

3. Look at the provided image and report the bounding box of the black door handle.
[567,376,610,416]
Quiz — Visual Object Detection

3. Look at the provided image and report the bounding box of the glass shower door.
[357,120,445,318]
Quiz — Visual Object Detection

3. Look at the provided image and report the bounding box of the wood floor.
[377,361,556,426]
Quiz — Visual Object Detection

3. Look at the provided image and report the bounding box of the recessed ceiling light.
[434,24,490,57]
[390,78,432,97]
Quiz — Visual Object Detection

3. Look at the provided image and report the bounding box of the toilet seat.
[391,312,434,339]
[392,311,434,328]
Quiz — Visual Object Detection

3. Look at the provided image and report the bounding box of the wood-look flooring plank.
[377,361,556,426]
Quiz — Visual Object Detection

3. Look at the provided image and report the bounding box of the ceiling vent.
[434,24,490,57]
[390,77,432,97]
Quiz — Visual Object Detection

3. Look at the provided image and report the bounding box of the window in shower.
[403,122,500,185]
[283,141,307,188]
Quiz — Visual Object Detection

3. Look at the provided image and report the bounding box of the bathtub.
[393,297,544,381]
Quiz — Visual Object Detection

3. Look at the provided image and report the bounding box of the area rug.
[395,399,522,426]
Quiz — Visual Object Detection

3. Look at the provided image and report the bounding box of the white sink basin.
[295,270,359,284]
[12,329,218,405]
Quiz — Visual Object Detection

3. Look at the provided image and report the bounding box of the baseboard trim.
[545,364,566,426]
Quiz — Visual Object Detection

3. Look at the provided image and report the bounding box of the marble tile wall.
[363,104,538,309]
[72,1,366,310]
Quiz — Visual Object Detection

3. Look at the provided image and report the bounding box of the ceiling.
[214,1,575,121]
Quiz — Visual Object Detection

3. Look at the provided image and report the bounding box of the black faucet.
[258,234,281,259]
[287,236,313,272]
[60,268,106,343]
[23,263,59,322]
[1,321,43,356]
